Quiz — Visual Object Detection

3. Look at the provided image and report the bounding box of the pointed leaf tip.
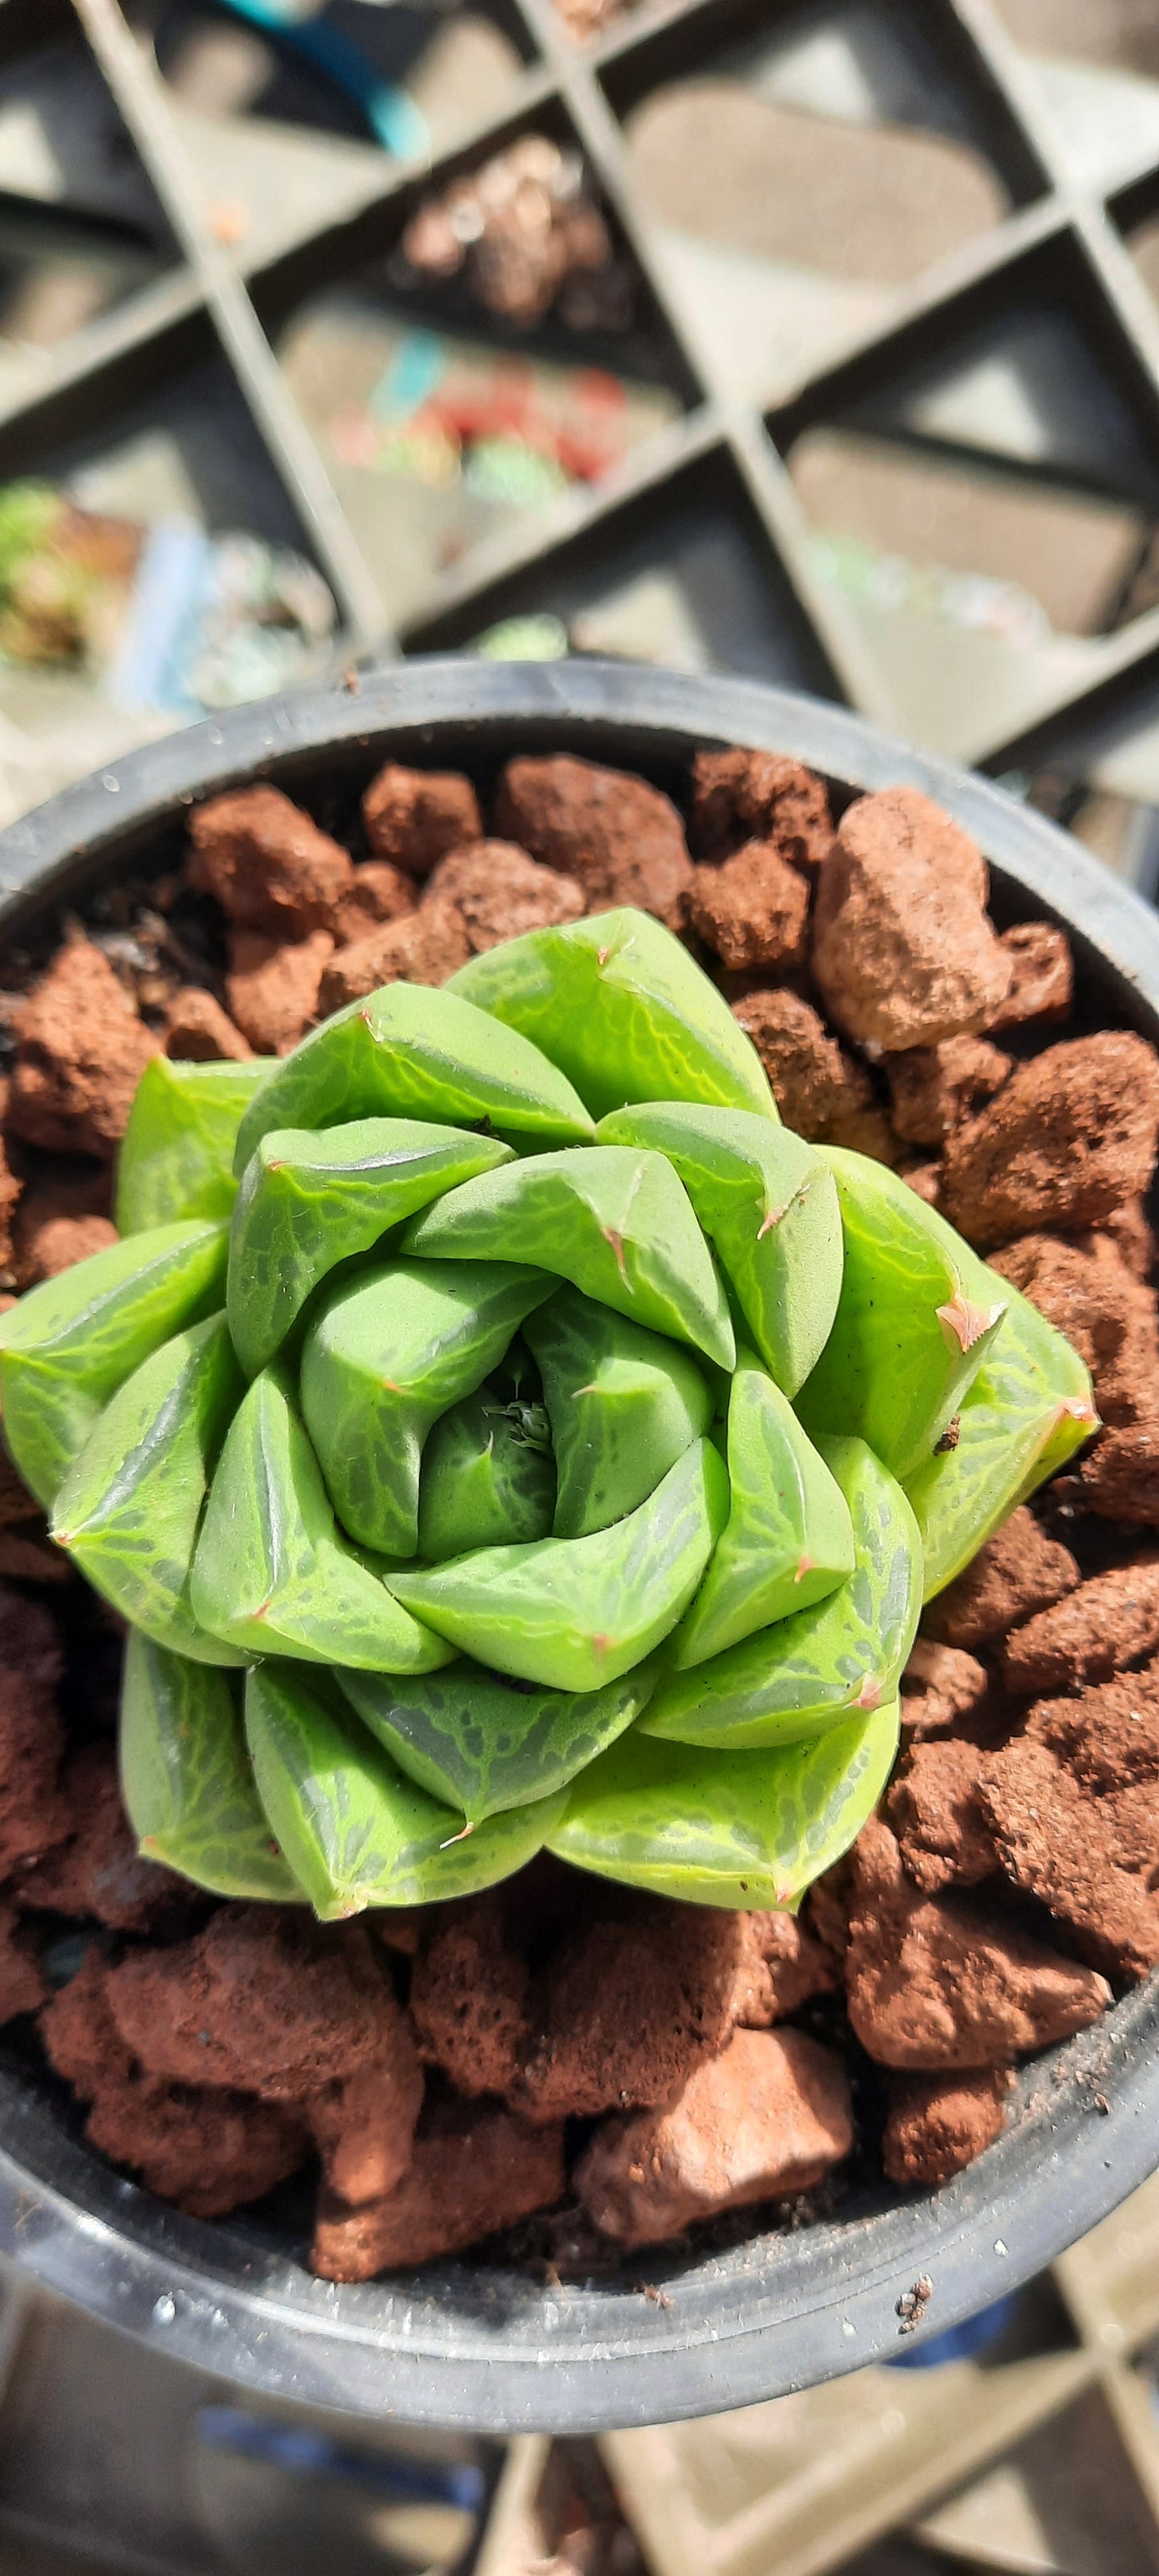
[937,1293,1005,1354]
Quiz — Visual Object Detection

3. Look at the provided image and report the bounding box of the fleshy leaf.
[525,1287,711,1539]
[598,1102,842,1394]
[387,1434,729,1691]
[402,1146,736,1371]
[549,1696,901,1906]
[245,1661,566,1919]
[338,1655,658,1821]
[228,1117,516,1378]
[671,1352,855,1667]
[191,1364,457,1669]
[448,907,776,1120]
[300,1258,555,1556]
[642,1434,921,1746]
[51,1314,246,1664]
[117,1057,274,1234]
[906,1273,1097,1599]
[120,1629,301,1898]
[0,1221,229,1510]
[232,982,594,1175]
[796,1150,1008,1481]
[417,1387,555,1560]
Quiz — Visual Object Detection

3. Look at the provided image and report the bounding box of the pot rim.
[1,656,1156,2436]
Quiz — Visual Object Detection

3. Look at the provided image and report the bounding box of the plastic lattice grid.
[6,0,1159,881]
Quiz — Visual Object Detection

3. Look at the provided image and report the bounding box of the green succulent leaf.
[232,982,594,1176]
[671,1352,855,1668]
[448,908,776,1120]
[338,1654,658,1821]
[525,1287,712,1539]
[550,1695,901,1907]
[796,1150,1009,1481]
[227,1117,517,1378]
[51,1313,246,1663]
[300,1257,555,1556]
[387,1434,730,1691]
[116,1057,274,1234]
[0,1220,229,1510]
[642,1434,921,1746]
[120,1629,301,1899]
[2,870,1096,1929]
[906,1274,1097,1598]
[245,1661,567,1919]
[598,1101,842,1394]
[402,1146,736,1371]
[417,1387,556,1559]
[191,1362,458,1669]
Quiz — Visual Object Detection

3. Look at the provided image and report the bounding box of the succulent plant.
[0,906,1096,1921]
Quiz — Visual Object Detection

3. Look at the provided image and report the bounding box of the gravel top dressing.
[0,726,1154,2293]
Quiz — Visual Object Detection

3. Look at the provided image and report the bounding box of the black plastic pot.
[0,659,1157,2437]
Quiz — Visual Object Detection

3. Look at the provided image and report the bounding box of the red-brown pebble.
[811,788,1012,1053]
[311,2100,565,2280]
[88,2079,307,2220]
[886,1738,999,1891]
[514,1900,740,2124]
[731,988,896,1161]
[226,927,334,1055]
[941,1034,1159,1247]
[727,1909,837,2027]
[305,2010,424,2207]
[318,898,469,1013]
[689,841,810,974]
[575,2028,853,2248]
[0,1452,34,1533]
[51,1949,299,2222]
[0,1583,63,1693]
[0,1667,68,1876]
[11,1168,111,1289]
[980,1673,1159,1979]
[9,941,160,1160]
[40,1950,129,2099]
[26,1213,118,1280]
[188,786,353,935]
[409,1897,529,2097]
[989,923,1073,1031]
[990,1231,1157,1425]
[0,1138,19,1276]
[1102,1199,1157,1282]
[883,2069,1007,2187]
[0,1897,45,2022]
[494,754,694,930]
[901,1640,992,1737]
[424,841,585,952]
[162,987,253,1062]
[105,1908,399,2102]
[1002,1555,1159,1694]
[689,748,833,867]
[330,861,417,948]
[922,1507,1080,1651]
[51,1952,301,2227]
[363,762,482,878]
[845,1819,1110,2069]
[1081,1422,1159,1527]
[15,1742,194,1934]
[886,1036,1011,1147]
[0,1532,69,1585]
[12,1165,117,1286]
